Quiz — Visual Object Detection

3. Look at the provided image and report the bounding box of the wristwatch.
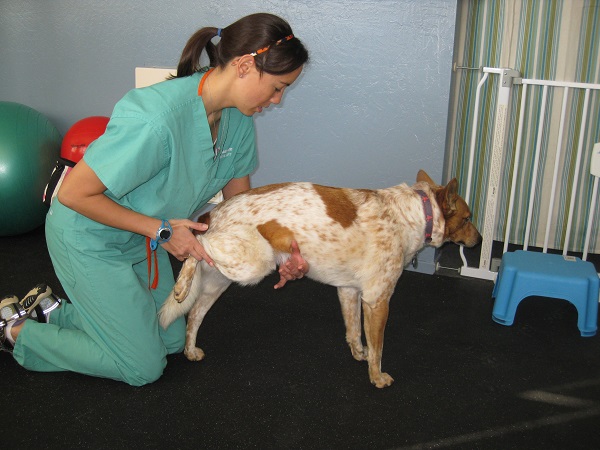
[157,224,172,241]
[150,219,172,250]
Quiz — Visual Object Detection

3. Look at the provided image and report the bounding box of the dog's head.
[416,170,481,248]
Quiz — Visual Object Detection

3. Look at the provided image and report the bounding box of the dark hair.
[174,13,309,77]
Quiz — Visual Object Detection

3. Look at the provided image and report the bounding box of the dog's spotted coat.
[159,170,481,388]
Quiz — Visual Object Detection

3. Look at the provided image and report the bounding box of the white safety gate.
[458,67,600,281]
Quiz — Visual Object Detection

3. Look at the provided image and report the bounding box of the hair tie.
[216,28,222,37]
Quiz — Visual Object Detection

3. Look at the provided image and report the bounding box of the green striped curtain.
[446,0,600,254]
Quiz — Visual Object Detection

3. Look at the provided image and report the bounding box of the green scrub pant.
[13,203,186,386]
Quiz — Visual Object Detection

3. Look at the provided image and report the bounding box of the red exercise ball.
[61,116,109,163]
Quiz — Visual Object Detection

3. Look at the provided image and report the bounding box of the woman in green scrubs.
[3,13,309,386]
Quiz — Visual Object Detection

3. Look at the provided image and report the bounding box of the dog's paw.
[173,278,191,302]
[350,345,368,362]
[174,258,198,302]
[370,372,394,389]
[184,346,206,361]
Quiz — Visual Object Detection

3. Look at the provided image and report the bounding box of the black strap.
[43,158,76,206]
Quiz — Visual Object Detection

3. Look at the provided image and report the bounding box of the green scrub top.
[57,70,257,259]
[87,69,257,221]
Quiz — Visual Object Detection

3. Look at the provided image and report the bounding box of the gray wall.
[0,0,457,189]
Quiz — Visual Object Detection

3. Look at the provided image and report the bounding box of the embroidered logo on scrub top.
[219,147,233,159]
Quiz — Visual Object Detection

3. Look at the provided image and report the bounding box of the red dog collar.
[415,189,433,244]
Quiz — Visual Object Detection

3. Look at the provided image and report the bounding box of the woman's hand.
[161,219,214,265]
[274,240,309,289]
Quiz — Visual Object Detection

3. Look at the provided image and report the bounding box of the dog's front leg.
[362,297,394,388]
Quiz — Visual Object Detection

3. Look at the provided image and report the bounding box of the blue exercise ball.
[0,102,61,236]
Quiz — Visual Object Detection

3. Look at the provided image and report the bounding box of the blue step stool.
[492,250,599,337]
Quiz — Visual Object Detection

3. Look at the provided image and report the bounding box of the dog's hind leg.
[337,287,367,361]
[184,262,232,361]
[204,231,276,286]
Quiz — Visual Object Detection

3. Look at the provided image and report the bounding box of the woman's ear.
[234,55,255,78]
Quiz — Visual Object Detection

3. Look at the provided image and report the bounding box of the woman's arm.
[58,160,161,238]
[222,175,250,200]
[57,160,212,262]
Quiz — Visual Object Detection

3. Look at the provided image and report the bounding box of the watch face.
[159,228,171,240]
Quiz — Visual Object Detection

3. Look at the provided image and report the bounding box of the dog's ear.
[436,178,459,214]
[444,178,459,211]
[416,169,437,186]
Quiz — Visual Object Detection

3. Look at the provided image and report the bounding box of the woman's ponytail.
[174,27,219,77]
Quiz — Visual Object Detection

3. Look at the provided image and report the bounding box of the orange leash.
[146,237,159,290]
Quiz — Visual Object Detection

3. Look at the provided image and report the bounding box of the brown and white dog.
[159,170,481,388]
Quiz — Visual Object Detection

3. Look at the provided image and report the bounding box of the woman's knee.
[122,353,168,387]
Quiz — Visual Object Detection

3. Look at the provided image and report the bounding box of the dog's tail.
[158,289,197,329]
